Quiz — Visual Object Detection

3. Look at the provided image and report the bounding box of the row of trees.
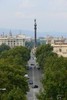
[36,44,67,100]
[0,44,30,100]
[25,39,44,49]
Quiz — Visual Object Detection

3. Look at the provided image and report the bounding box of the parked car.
[24,74,29,79]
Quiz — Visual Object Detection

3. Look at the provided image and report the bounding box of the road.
[27,50,42,100]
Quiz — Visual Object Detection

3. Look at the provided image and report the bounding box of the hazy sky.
[0,0,67,32]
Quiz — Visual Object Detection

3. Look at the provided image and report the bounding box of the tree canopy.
[0,44,10,53]
[0,46,30,100]
[36,44,67,100]
[36,44,57,69]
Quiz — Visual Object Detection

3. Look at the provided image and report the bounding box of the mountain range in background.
[0,28,67,38]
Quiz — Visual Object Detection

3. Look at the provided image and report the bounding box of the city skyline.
[0,0,67,33]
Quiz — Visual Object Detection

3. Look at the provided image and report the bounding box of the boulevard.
[27,50,42,100]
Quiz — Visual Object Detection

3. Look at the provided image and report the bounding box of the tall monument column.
[34,19,37,48]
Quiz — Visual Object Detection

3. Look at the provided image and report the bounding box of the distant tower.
[9,30,12,37]
[3,32,4,37]
[34,19,37,47]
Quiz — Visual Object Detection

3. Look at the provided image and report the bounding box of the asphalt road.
[27,50,42,100]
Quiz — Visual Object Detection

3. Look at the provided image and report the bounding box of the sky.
[0,0,67,33]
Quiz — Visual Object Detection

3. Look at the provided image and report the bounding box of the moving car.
[32,85,38,88]
[31,64,34,66]
[37,67,40,70]
[29,66,32,69]
[29,80,33,84]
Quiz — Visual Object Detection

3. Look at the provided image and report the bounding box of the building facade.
[0,34,26,48]
[46,36,67,57]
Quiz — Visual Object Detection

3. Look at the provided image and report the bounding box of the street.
[27,50,42,100]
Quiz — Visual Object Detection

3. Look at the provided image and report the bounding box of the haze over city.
[0,0,67,37]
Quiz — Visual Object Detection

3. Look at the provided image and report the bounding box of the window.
[59,49,62,52]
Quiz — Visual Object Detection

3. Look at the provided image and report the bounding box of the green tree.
[2,87,27,100]
[0,44,10,53]
[25,40,34,49]
[36,44,53,57]
[0,46,30,100]
[37,56,67,100]
[0,46,30,65]
[36,44,57,69]
[36,44,67,100]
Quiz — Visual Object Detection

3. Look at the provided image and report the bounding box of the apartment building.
[46,36,67,57]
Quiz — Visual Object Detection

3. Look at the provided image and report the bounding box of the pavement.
[27,50,42,100]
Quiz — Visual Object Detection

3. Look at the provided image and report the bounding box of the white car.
[24,74,29,79]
